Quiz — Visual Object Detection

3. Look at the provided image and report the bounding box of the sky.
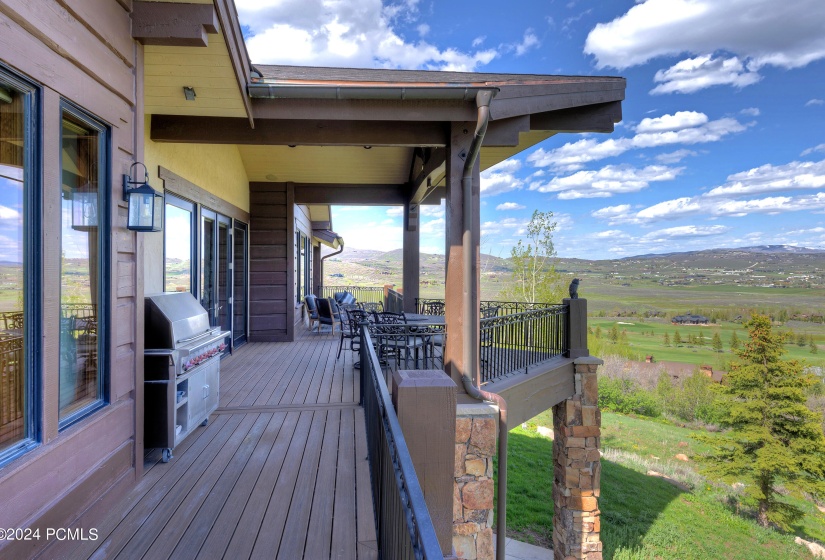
[235,0,825,260]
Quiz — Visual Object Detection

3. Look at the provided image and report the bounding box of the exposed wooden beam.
[151,115,448,146]
[491,86,625,121]
[310,221,332,230]
[408,147,446,207]
[292,184,407,205]
[132,1,218,47]
[484,115,530,147]
[530,101,622,133]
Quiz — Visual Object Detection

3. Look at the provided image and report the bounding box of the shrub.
[599,376,661,417]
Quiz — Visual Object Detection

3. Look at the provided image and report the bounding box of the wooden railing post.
[392,369,457,556]
[565,298,589,359]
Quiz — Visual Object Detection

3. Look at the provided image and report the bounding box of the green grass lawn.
[589,318,825,369]
[501,411,825,559]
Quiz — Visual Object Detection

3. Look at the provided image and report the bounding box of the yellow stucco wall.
[143,116,250,211]
[143,116,250,293]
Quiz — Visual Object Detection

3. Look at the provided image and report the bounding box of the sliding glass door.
[201,209,232,344]
[233,222,248,347]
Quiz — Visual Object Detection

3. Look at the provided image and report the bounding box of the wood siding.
[0,0,140,552]
[248,183,293,342]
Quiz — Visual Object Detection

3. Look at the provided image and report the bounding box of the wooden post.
[312,243,321,296]
[565,298,589,359]
[402,200,420,313]
[392,369,458,556]
[444,121,479,390]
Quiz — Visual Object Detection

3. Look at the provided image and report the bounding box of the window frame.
[57,100,110,430]
[164,192,197,296]
[0,64,41,465]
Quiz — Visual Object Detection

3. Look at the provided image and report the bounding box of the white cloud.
[496,202,526,211]
[0,205,21,222]
[741,107,760,117]
[635,111,708,133]
[650,55,761,95]
[513,30,540,56]
[481,217,528,237]
[655,149,697,164]
[641,225,730,241]
[802,144,825,156]
[421,202,445,218]
[529,112,748,170]
[417,23,429,37]
[593,229,629,239]
[237,0,499,70]
[529,164,682,199]
[584,0,825,93]
[472,36,486,47]
[706,159,825,197]
[635,197,702,223]
[420,217,445,235]
[591,204,632,220]
[480,159,524,196]
[807,99,825,106]
[386,207,404,217]
[584,0,825,70]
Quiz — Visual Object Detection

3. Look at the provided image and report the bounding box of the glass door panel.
[200,210,216,324]
[233,222,248,347]
[217,218,230,332]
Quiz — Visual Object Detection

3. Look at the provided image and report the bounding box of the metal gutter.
[248,82,498,101]
[460,90,509,560]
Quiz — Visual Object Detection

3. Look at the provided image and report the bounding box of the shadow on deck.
[42,327,377,560]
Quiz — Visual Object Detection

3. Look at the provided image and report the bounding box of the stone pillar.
[552,356,604,560]
[453,402,497,560]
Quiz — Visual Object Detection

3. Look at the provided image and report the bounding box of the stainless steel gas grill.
[143,292,230,462]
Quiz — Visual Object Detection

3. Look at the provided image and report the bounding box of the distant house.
[672,314,710,325]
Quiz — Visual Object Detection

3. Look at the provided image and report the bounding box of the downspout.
[461,90,509,560]
[320,238,345,293]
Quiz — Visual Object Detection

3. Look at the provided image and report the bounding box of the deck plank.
[355,408,378,560]
[303,409,341,560]
[331,409,357,560]
[275,409,330,559]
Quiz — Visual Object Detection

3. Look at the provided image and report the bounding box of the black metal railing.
[359,324,443,560]
[321,285,385,304]
[480,304,567,383]
[415,298,549,317]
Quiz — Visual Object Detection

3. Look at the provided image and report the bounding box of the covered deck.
[42,329,376,560]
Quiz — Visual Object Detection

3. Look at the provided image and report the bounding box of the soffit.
[144,0,247,120]
[238,145,412,184]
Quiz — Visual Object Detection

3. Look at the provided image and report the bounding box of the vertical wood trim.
[133,41,145,479]
[312,244,321,297]
[286,183,295,342]
[402,200,419,313]
[42,87,61,443]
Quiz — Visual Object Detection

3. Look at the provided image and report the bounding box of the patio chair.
[337,308,369,360]
[372,311,428,368]
[420,300,445,316]
[303,295,320,331]
[316,297,342,334]
[358,301,383,313]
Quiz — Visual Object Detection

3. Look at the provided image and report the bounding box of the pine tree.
[674,331,682,346]
[594,325,602,339]
[663,332,670,347]
[730,330,740,351]
[696,332,705,346]
[712,331,723,353]
[695,315,825,529]
[609,324,619,344]
[812,335,819,355]
[620,330,628,345]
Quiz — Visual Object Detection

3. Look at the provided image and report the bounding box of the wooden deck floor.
[45,328,376,560]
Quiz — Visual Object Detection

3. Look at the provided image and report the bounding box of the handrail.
[321,285,385,304]
[359,323,443,560]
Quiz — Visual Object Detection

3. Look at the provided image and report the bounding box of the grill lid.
[145,292,216,349]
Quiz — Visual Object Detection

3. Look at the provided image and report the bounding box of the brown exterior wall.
[248,182,294,342]
[0,0,141,551]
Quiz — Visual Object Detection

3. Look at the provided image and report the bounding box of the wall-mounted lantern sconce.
[71,184,98,231]
[183,86,196,101]
[123,162,163,232]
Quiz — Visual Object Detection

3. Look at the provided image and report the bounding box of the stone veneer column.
[553,357,604,560]
[453,402,498,560]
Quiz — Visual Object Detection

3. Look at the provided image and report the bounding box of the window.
[59,103,108,427]
[164,194,195,294]
[0,66,38,463]
[296,231,311,303]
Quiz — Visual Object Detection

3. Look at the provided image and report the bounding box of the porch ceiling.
[239,145,413,184]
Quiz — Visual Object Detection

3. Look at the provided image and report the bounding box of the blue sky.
[235,0,825,259]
